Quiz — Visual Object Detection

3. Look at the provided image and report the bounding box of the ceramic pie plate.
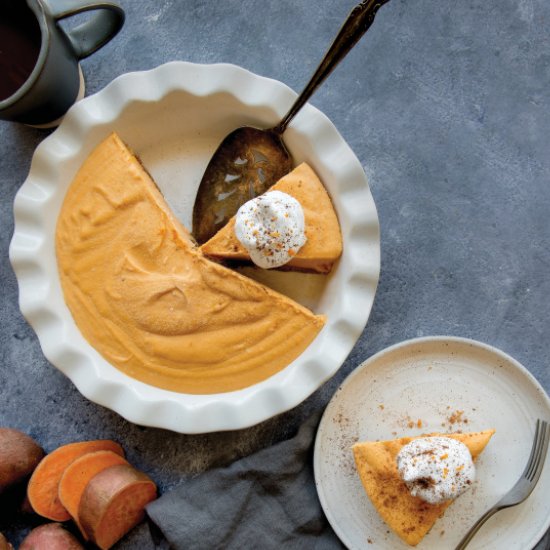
[314,336,550,549]
[9,62,380,434]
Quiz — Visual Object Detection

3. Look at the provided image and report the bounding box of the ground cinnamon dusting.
[333,411,351,427]
[402,415,424,429]
[448,410,465,424]
[332,409,358,477]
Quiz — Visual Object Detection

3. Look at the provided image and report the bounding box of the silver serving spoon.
[192,0,391,244]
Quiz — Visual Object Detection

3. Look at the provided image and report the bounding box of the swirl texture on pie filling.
[56,133,325,394]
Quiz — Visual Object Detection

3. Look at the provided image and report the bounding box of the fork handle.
[454,506,500,550]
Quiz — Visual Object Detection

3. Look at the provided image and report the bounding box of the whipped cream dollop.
[396,436,475,505]
[234,190,307,269]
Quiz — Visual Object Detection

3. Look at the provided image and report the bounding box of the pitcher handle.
[45,0,125,59]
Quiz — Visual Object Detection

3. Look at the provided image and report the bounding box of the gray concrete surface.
[1,0,549,548]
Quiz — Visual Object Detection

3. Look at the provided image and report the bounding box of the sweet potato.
[0,533,13,550]
[19,523,84,549]
[0,428,44,494]
[79,464,157,549]
[27,440,124,521]
[58,450,128,536]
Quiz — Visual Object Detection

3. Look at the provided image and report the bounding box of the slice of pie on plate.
[200,162,343,274]
[352,430,495,546]
[56,133,325,395]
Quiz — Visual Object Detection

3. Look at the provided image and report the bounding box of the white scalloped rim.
[9,62,380,433]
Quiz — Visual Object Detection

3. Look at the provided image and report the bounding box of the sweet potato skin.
[19,523,84,549]
[0,428,44,494]
[58,450,128,537]
[27,440,124,521]
[0,532,13,550]
[79,464,157,549]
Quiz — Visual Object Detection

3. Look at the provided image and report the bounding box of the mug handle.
[46,0,125,59]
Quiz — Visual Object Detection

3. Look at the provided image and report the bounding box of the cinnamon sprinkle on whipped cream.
[396,436,476,504]
[234,190,307,269]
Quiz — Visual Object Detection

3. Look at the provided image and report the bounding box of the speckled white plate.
[8,62,380,434]
[314,336,550,550]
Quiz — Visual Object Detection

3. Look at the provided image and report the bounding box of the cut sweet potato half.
[27,440,123,521]
[79,463,157,549]
[58,450,128,536]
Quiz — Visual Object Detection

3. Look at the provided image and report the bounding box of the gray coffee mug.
[0,0,124,126]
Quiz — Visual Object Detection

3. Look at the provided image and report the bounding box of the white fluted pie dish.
[9,62,380,433]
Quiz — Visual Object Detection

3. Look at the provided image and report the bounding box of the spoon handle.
[274,0,391,134]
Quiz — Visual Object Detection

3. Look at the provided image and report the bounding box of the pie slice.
[199,162,343,274]
[56,133,325,394]
[352,430,496,546]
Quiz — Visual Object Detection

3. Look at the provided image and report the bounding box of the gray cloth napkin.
[146,412,343,550]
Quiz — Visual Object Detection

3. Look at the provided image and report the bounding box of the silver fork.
[455,418,550,550]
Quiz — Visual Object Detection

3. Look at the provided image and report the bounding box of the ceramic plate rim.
[8,61,380,434]
[313,335,550,550]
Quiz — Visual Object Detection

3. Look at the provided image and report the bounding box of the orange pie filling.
[56,133,326,394]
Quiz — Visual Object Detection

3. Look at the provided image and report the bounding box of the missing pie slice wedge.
[352,430,496,546]
[199,162,343,274]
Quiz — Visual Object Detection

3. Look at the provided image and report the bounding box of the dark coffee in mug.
[0,1,42,101]
[0,0,124,126]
